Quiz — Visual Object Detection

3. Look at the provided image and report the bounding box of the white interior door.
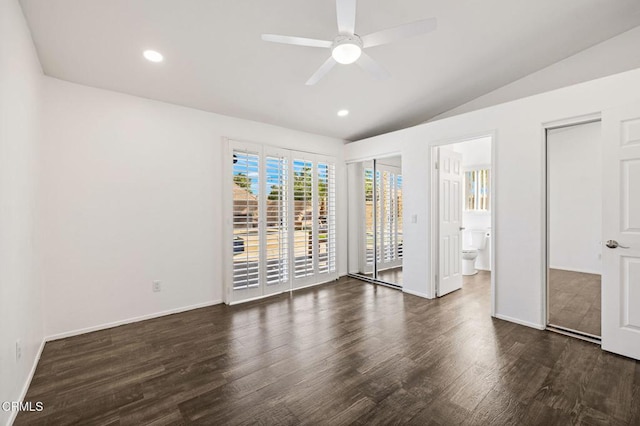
[438,147,463,296]
[602,103,640,360]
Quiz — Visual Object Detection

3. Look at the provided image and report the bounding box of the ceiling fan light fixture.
[260,0,437,84]
[332,43,361,64]
[331,35,363,65]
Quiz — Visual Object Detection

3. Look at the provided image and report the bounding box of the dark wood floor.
[548,268,601,337]
[17,273,639,425]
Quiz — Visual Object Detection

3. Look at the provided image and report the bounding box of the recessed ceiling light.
[143,50,164,63]
[337,109,349,117]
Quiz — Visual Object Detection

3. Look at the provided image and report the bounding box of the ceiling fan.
[261,0,437,85]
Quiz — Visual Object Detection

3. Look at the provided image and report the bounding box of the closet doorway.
[546,120,602,340]
[347,155,403,288]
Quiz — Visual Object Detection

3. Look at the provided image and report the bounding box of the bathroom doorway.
[431,136,494,304]
[545,120,602,341]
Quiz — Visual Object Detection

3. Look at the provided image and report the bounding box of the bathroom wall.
[452,137,492,270]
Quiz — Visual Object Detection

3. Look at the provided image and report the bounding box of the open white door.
[602,102,640,360]
[437,147,463,296]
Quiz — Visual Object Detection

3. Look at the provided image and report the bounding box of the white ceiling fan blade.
[356,52,390,80]
[306,57,337,86]
[362,17,437,48]
[336,0,357,34]
[261,34,332,48]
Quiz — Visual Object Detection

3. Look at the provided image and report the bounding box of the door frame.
[223,138,339,305]
[542,113,602,341]
[429,131,496,316]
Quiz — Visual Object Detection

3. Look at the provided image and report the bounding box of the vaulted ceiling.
[20,0,640,140]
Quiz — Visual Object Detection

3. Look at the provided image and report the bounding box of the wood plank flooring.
[364,266,403,286]
[17,273,639,425]
[548,268,601,336]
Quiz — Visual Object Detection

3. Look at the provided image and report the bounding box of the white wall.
[451,137,492,167]
[452,137,492,271]
[345,67,640,329]
[434,26,640,121]
[0,0,44,424]
[548,121,602,274]
[40,77,346,338]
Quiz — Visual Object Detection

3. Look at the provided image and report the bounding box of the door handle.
[460,227,466,231]
[606,240,630,249]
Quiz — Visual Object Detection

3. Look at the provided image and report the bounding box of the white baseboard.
[495,313,545,330]
[7,338,46,426]
[402,288,432,299]
[45,300,223,341]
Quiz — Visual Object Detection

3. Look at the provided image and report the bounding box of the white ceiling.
[20,0,640,141]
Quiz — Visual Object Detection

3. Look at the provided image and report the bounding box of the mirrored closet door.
[546,121,602,339]
[347,156,403,287]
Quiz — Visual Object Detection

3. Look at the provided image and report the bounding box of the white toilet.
[461,229,488,276]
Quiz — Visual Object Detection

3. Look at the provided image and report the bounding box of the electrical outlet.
[16,339,22,362]
[152,281,161,292]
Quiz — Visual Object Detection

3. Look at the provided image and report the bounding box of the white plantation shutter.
[318,162,336,274]
[364,168,375,267]
[374,165,403,270]
[376,169,382,263]
[293,159,314,278]
[229,142,338,303]
[479,169,490,210]
[383,171,395,262]
[397,174,403,259]
[232,150,260,290]
[464,169,490,211]
[265,155,289,286]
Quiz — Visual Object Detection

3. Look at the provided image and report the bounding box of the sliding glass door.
[229,140,337,304]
